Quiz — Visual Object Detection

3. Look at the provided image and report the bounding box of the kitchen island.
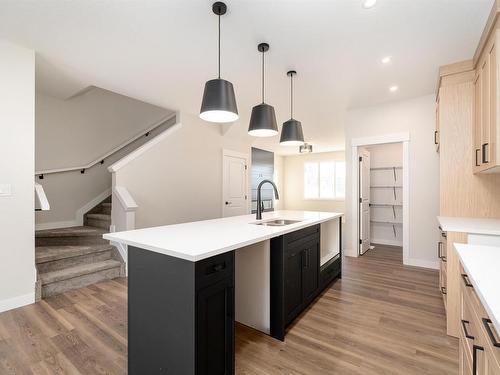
[104,210,343,375]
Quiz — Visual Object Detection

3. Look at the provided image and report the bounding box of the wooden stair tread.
[40,259,121,284]
[101,202,111,207]
[86,213,111,221]
[36,226,107,238]
[35,244,114,264]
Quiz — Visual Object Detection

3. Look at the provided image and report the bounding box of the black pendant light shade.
[280,119,304,146]
[248,43,278,137]
[200,78,238,122]
[200,2,239,123]
[248,103,278,137]
[280,70,305,146]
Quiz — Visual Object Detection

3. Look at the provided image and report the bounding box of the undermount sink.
[253,219,302,227]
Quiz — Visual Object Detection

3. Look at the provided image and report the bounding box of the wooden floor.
[0,245,458,374]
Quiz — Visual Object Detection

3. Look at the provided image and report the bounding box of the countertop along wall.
[345,94,440,269]
[0,41,36,312]
[281,151,346,213]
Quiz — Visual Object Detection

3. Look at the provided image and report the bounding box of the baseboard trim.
[35,220,78,231]
[0,292,35,313]
[405,258,439,270]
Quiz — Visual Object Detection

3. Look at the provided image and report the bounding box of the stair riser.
[36,236,108,247]
[42,267,121,298]
[37,250,113,273]
[86,218,110,230]
[101,206,111,215]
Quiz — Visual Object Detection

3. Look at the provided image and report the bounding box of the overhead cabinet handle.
[441,286,447,295]
[482,318,500,348]
[482,143,489,164]
[461,274,473,288]
[473,345,484,375]
[461,320,475,340]
[434,130,438,145]
[476,148,481,167]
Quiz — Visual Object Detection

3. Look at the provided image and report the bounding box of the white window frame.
[304,160,346,201]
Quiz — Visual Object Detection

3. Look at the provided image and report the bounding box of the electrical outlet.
[0,184,12,197]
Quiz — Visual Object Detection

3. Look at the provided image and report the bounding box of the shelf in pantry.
[370,203,402,207]
[370,166,402,171]
[370,220,403,225]
[370,186,402,189]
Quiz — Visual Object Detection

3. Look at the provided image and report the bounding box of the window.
[304,161,345,199]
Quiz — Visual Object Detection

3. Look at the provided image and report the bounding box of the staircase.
[35,199,124,299]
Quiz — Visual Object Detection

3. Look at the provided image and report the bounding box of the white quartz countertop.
[455,243,500,333]
[104,210,343,262]
[437,216,500,236]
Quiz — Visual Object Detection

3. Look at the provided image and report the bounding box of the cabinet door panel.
[302,241,320,304]
[475,72,483,170]
[489,43,497,167]
[284,246,303,324]
[196,277,234,375]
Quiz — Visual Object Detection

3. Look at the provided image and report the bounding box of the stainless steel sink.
[253,219,302,227]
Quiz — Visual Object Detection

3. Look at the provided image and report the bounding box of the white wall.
[0,41,36,311]
[345,95,440,269]
[112,112,251,229]
[35,88,174,227]
[281,151,345,213]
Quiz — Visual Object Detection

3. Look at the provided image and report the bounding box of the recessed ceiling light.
[362,0,377,9]
[381,56,391,64]
[389,85,399,93]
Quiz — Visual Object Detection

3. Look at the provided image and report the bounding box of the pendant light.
[248,43,278,137]
[200,2,238,123]
[280,70,304,146]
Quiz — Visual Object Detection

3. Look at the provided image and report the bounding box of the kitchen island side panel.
[128,246,196,375]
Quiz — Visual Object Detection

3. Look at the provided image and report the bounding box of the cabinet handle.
[473,345,484,375]
[437,241,443,259]
[208,262,226,274]
[482,143,489,164]
[476,148,481,167]
[434,130,438,145]
[461,320,475,340]
[441,286,447,295]
[461,274,473,288]
[482,318,500,348]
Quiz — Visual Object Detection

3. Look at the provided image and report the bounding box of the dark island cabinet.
[128,246,234,375]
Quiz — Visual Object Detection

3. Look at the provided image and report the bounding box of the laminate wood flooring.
[0,245,457,374]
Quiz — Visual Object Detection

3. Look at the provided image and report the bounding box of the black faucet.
[256,179,279,220]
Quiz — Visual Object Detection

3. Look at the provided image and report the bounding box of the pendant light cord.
[290,73,294,119]
[218,13,221,79]
[261,50,265,103]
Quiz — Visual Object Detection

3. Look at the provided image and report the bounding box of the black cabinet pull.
[482,318,500,348]
[434,130,438,145]
[441,286,447,295]
[482,143,489,164]
[461,274,473,288]
[472,345,484,375]
[476,148,481,167]
[461,320,474,339]
[207,262,226,275]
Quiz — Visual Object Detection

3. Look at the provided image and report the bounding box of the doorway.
[351,133,410,264]
[222,149,249,217]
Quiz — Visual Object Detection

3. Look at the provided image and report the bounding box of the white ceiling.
[0,0,493,154]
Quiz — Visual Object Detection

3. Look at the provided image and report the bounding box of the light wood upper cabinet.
[473,30,500,173]
[435,97,440,153]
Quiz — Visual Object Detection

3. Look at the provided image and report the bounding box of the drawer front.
[320,255,341,288]
[195,251,234,288]
[284,224,320,248]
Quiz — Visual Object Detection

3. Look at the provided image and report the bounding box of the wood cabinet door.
[302,241,320,305]
[475,71,483,171]
[488,42,497,167]
[284,246,303,325]
[196,277,234,375]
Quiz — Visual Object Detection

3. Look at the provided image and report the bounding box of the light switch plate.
[0,184,12,197]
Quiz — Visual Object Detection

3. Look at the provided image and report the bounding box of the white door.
[359,149,371,255]
[223,153,248,217]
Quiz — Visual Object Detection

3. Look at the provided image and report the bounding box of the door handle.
[225,201,231,205]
